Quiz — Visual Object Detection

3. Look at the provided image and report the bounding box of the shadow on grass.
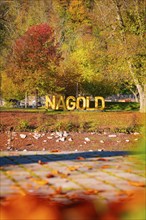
[0,151,141,166]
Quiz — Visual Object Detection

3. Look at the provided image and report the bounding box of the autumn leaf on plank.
[88,166,93,170]
[51,149,60,152]
[128,181,146,187]
[38,160,48,165]
[30,178,49,186]
[101,165,110,169]
[67,193,82,200]
[84,189,104,195]
[46,173,56,178]
[76,156,86,160]
[68,166,79,171]
[54,187,65,195]
[97,158,109,161]
[117,190,134,197]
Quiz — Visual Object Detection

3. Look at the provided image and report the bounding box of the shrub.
[0,123,6,132]
[16,120,31,131]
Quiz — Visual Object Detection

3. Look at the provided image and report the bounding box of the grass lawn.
[0,108,145,133]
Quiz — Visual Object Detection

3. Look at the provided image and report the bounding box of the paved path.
[0,151,145,203]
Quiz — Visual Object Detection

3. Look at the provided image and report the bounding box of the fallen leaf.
[30,178,48,186]
[26,183,34,189]
[0,194,61,220]
[6,171,15,175]
[38,160,47,165]
[10,185,26,195]
[46,173,55,178]
[67,193,81,200]
[84,189,103,195]
[128,181,146,187]
[26,176,32,179]
[117,190,134,197]
[101,165,110,169]
[55,187,64,194]
[97,158,109,161]
[60,173,70,178]
[68,166,79,171]
[88,166,93,170]
[76,156,85,160]
[51,149,60,152]
[51,170,61,175]
[124,169,132,173]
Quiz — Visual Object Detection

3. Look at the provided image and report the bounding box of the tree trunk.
[129,88,139,102]
[76,82,79,98]
[25,91,28,108]
[136,84,146,112]
[133,92,139,103]
[35,89,38,109]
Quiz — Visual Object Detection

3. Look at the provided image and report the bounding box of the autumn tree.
[7,23,61,108]
[92,0,146,111]
[111,0,145,112]
[2,0,145,111]
[1,0,55,105]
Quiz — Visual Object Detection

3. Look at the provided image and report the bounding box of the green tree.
[1,72,24,101]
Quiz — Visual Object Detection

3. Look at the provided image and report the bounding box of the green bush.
[16,120,31,131]
[105,102,140,111]
[0,123,6,132]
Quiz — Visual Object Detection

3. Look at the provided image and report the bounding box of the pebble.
[85,137,90,142]
[100,140,104,143]
[134,132,140,135]
[47,136,53,140]
[56,131,63,137]
[98,149,104,152]
[68,138,73,142]
[20,134,27,139]
[59,137,66,142]
[91,132,96,135]
[108,134,117,138]
[126,140,130,142]
[63,131,69,137]
[33,133,41,139]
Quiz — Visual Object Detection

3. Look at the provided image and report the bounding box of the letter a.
[56,96,66,110]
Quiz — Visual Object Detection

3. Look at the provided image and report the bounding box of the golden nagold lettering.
[46,96,105,111]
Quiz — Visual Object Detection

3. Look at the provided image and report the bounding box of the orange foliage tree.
[6,23,62,107]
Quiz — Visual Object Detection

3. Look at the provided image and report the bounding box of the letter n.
[45,95,56,110]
